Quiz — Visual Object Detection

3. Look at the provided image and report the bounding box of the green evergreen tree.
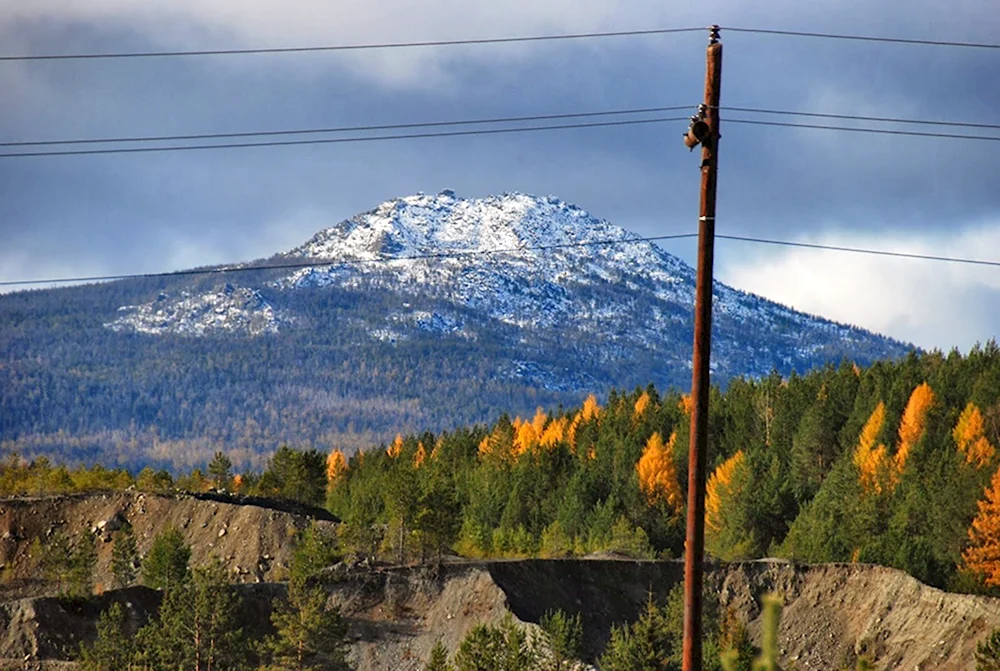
[539,609,582,671]
[453,615,539,671]
[141,526,190,593]
[111,525,140,589]
[266,583,349,671]
[976,627,1000,671]
[289,521,342,588]
[77,602,134,671]
[140,559,250,671]
[39,530,74,594]
[208,451,234,490]
[425,640,454,671]
[68,533,97,598]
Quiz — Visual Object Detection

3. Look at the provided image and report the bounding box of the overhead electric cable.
[720,106,1000,131]
[0,233,699,288]
[0,106,694,148]
[7,231,1000,289]
[0,27,704,62]
[0,116,690,158]
[722,26,1000,50]
[717,235,1000,268]
[723,118,1000,142]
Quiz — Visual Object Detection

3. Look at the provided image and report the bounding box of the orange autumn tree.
[326,449,348,487]
[636,432,683,513]
[893,382,935,478]
[413,442,428,468]
[854,402,890,494]
[706,450,745,534]
[962,465,1000,585]
[954,402,996,468]
[387,434,404,459]
[633,391,652,422]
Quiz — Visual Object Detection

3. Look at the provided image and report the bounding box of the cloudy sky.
[1,0,998,352]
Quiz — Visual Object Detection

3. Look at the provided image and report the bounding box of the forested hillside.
[320,344,1000,592]
[0,192,912,471]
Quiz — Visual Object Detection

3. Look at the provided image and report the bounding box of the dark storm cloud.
[1,0,997,348]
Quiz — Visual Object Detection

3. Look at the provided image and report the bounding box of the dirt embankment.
[2,493,998,670]
[0,491,336,600]
[325,559,1000,671]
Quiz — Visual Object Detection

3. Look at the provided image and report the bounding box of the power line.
[6,229,1000,289]
[3,25,996,63]
[724,117,1000,142]
[6,113,999,159]
[6,104,997,153]
[718,234,1000,268]
[723,26,1000,50]
[0,27,704,62]
[0,116,689,158]
[0,233,700,288]
[720,106,1000,131]
[0,106,693,148]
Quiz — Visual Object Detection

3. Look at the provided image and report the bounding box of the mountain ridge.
[1,190,913,469]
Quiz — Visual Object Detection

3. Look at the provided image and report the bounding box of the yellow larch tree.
[326,449,348,487]
[539,416,569,449]
[636,432,683,512]
[530,408,548,436]
[633,391,652,422]
[893,382,935,478]
[679,394,694,418]
[414,442,428,468]
[706,451,745,533]
[514,421,539,457]
[962,465,1000,585]
[580,394,601,423]
[854,402,889,494]
[387,434,404,459]
[954,402,996,468]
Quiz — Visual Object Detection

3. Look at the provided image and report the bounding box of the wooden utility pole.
[683,25,722,671]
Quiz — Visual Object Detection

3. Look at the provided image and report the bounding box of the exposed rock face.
[0,492,336,601]
[2,494,995,671]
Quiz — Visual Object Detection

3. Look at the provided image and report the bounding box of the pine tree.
[141,559,249,671]
[425,640,453,671]
[141,527,190,594]
[68,533,97,598]
[267,582,348,671]
[975,627,1000,671]
[539,609,583,671]
[39,529,74,594]
[962,466,1000,585]
[208,451,233,490]
[77,602,134,671]
[111,525,140,589]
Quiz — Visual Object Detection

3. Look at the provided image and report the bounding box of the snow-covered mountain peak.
[101,191,911,386]
[287,191,628,263]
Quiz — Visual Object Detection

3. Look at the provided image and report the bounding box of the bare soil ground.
[2,493,999,670]
[0,491,336,600]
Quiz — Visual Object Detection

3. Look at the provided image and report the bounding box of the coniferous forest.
[7,343,1000,595]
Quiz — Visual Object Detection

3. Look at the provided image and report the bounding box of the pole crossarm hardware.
[682,24,722,671]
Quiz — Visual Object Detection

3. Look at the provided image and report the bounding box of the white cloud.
[720,223,1000,352]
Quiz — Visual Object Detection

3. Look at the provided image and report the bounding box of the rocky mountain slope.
[0,192,912,468]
